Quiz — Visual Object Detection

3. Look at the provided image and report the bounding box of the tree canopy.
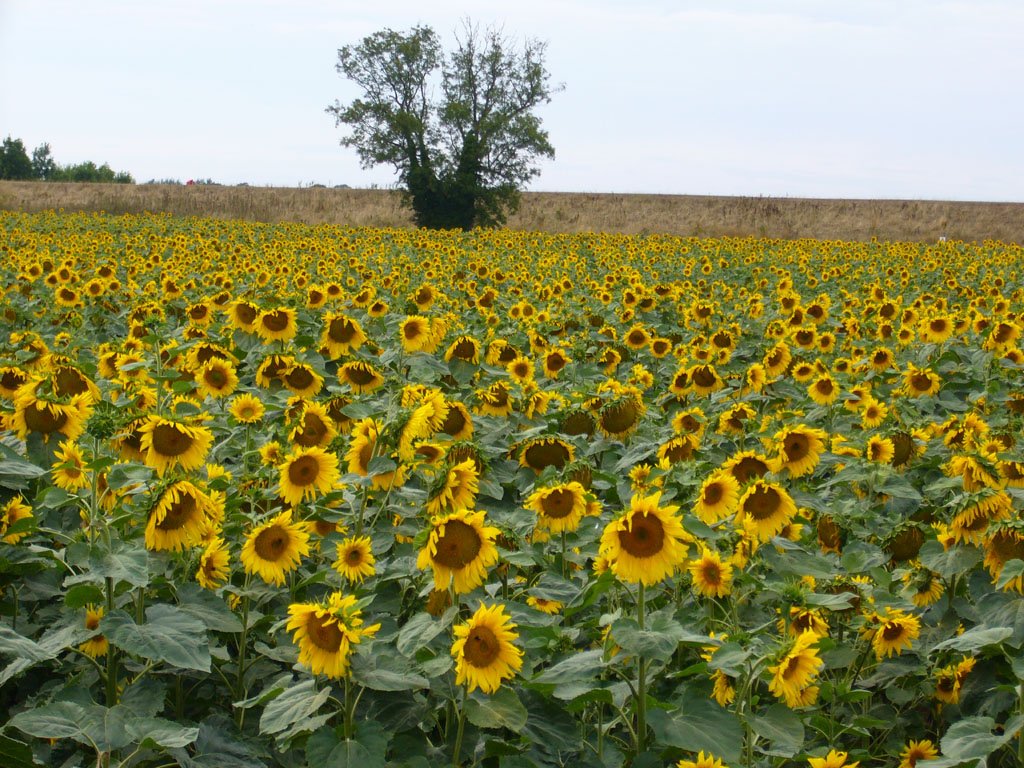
[327,22,561,229]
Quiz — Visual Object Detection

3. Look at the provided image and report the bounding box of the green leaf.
[840,541,887,573]
[102,604,211,671]
[465,687,528,731]
[532,649,606,687]
[176,583,244,633]
[648,699,743,765]
[350,652,429,691]
[0,734,38,768]
[306,721,387,768]
[126,717,200,748]
[0,457,47,490]
[750,704,805,758]
[939,715,1018,761]
[611,611,701,663]
[63,583,105,609]
[80,704,132,752]
[9,702,92,741]
[996,559,1024,591]
[706,642,752,676]
[396,609,455,657]
[65,538,150,588]
[919,540,982,579]
[931,625,1013,653]
[259,678,331,738]
[0,624,89,685]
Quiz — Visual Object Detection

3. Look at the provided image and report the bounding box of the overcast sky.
[2,0,1022,200]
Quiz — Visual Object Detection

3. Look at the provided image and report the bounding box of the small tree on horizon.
[327,21,561,230]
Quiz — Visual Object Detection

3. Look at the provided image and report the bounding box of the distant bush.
[0,135,133,183]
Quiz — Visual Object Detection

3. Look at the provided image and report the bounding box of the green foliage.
[0,135,133,182]
[327,21,560,229]
[0,136,34,180]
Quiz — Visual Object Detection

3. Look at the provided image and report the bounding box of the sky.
[1,0,1022,201]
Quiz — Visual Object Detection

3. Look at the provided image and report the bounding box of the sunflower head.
[451,602,523,694]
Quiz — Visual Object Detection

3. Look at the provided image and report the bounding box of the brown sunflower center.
[987,531,1024,565]
[346,547,365,565]
[601,401,639,434]
[262,310,291,332]
[744,485,782,520]
[157,493,197,531]
[306,613,345,652]
[523,441,570,471]
[204,367,228,388]
[441,406,467,436]
[451,339,477,361]
[24,402,68,433]
[285,367,315,390]
[784,434,809,460]
[1,369,26,390]
[403,321,425,341]
[731,456,768,483]
[329,318,357,343]
[235,303,258,324]
[703,482,724,505]
[546,353,567,372]
[294,414,329,447]
[463,625,500,667]
[432,519,482,569]
[619,513,666,558]
[288,454,321,486]
[691,366,717,388]
[345,365,376,386]
[700,560,722,584]
[254,525,290,561]
[150,423,196,457]
[814,379,834,395]
[540,489,576,519]
[910,372,934,391]
[881,622,905,641]
[54,367,90,397]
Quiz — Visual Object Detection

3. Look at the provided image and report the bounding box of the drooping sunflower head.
[426,459,480,517]
[255,307,298,342]
[518,437,575,474]
[144,480,214,552]
[0,496,34,544]
[196,536,231,590]
[337,360,385,395]
[597,395,645,440]
[286,591,380,679]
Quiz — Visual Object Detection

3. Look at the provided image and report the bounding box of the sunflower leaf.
[102,605,210,671]
[930,626,1013,653]
[919,541,983,579]
[648,697,743,764]
[749,703,805,757]
[465,687,528,731]
[64,538,150,588]
[259,678,332,738]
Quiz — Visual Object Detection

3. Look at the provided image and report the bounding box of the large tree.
[328,22,560,229]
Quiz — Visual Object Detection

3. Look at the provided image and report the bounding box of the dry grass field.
[1,180,1022,242]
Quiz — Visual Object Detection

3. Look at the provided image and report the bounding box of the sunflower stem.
[105,576,118,707]
[234,586,251,728]
[635,581,647,755]
[1018,681,1024,765]
[451,686,467,768]
[560,529,567,579]
[343,677,355,740]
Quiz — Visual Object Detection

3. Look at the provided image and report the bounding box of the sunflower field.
[1,210,1024,768]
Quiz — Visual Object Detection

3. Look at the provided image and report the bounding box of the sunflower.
[808,750,859,768]
[229,393,265,424]
[694,471,740,524]
[319,313,367,358]
[763,342,792,377]
[903,567,945,607]
[869,608,921,659]
[866,435,895,463]
[144,480,214,552]
[0,496,34,544]
[451,602,523,694]
[11,389,90,442]
[254,353,294,388]
[278,445,341,506]
[597,395,645,439]
[241,510,311,586]
[768,631,824,707]
[676,752,730,768]
[950,490,1012,544]
[439,400,474,441]
[445,335,481,365]
[287,591,380,679]
[722,451,770,484]
[807,373,839,405]
[0,366,28,399]
[255,307,298,342]
[689,548,733,598]
[477,381,514,417]
[735,480,798,542]
[519,437,575,473]
[933,657,975,704]
[289,402,338,448]
[542,348,570,379]
[194,358,238,399]
[345,418,406,490]
[689,363,724,396]
[772,424,827,478]
[860,397,888,428]
[337,361,385,394]
[138,416,213,476]
[599,491,689,586]
[658,434,698,465]
[334,535,376,583]
[226,300,260,332]
[196,536,231,589]
[506,355,535,385]
[898,740,938,768]
[903,364,940,397]
[51,439,89,492]
[919,315,953,343]
[398,315,432,354]
[672,408,707,438]
[526,481,588,534]
[79,605,108,658]
[426,459,479,516]
[983,525,1024,593]
[417,509,500,594]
